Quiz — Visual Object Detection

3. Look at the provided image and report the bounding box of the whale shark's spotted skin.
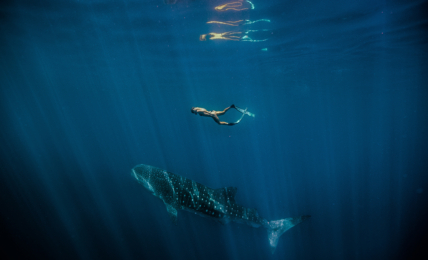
[133,164,263,225]
[132,164,310,253]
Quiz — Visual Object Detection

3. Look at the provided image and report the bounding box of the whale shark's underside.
[132,164,310,254]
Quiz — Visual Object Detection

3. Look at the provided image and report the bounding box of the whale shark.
[132,164,310,253]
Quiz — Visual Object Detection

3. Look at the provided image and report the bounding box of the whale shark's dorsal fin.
[165,203,178,225]
[225,187,237,201]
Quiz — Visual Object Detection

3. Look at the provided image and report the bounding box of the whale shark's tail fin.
[266,215,310,254]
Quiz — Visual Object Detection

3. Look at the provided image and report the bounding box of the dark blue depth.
[1,0,427,259]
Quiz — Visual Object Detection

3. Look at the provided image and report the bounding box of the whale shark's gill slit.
[190,181,197,208]
[163,170,176,204]
[146,171,155,193]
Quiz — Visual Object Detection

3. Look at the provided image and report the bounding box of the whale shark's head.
[132,164,155,193]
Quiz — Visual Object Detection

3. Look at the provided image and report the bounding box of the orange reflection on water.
[199,32,242,41]
[215,1,248,12]
[207,20,244,26]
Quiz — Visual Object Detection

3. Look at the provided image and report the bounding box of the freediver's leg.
[212,114,229,125]
[212,113,241,126]
[216,106,233,116]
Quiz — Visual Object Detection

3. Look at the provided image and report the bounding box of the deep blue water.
[1,0,427,259]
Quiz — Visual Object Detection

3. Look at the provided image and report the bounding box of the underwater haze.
[1,0,427,259]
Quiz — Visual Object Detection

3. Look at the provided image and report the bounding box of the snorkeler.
[191,105,254,126]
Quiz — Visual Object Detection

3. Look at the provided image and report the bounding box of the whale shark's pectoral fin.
[225,187,237,202]
[165,203,178,225]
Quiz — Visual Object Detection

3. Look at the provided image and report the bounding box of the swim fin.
[234,106,255,117]
[235,113,245,123]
